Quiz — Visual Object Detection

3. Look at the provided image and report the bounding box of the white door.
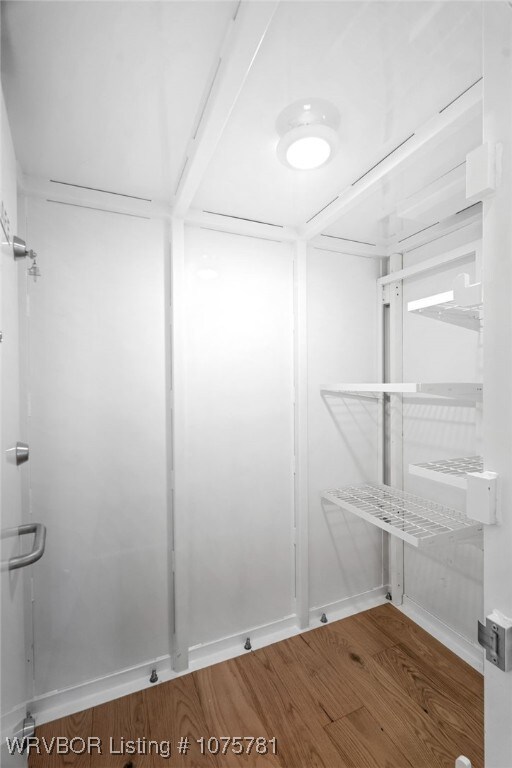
[0,89,30,767]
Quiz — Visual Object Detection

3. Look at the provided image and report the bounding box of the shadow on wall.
[321,498,383,595]
[321,392,380,479]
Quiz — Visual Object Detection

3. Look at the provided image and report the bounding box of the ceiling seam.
[202,209,284,228]
[46,199,151,220]
[49,180,152,202]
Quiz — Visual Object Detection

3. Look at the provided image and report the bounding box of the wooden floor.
[28,604,483,768]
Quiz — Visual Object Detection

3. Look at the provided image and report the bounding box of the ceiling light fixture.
[276,98,340,171]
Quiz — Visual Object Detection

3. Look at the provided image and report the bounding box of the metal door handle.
[5,524,46,571]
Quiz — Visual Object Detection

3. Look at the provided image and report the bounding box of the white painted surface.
[194,2,482,227]
[300,80,482,241]
[293,241,309,628]
[307,248,383,610]
[25,198,169,696]
[0,85,29,767]
[323,112,481,247]
[1,1,237,201]
[174,1,279,217]
[184,227,295,647]
[402,227,482,643]
[0,1,501,740]
[482,5,512,766]
[2,2,482,229]
[189,585,387,670]
[169,218,188,672]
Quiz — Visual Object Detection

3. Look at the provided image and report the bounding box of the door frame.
[482,4,512,766]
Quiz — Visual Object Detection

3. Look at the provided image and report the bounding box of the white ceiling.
[1,1,237,202]
[193,1,483,228]
[322,109,482,247]
[1,1,483,229]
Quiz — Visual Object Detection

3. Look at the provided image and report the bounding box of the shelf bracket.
[466,471,499,525]
[381,283,391,305]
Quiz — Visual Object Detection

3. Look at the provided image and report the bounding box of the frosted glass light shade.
[277,124,339,170]
[286,136,331,170]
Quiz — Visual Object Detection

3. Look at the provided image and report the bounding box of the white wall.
[184,227,295,647]
[402,224,483,642]
[0,86,29,766]
[24,198,169,697]
[307,248,383,612]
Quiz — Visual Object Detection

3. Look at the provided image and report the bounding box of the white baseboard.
[0,703,27,744]
[308,586,389,625]
[30,653,175,727]
[28,585,388,727]
[188,614,300,669]
[188,585,389,670]
[399,595,484,673]
[28,585,481,729]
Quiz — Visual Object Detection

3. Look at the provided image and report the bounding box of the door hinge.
[478,611,512,671]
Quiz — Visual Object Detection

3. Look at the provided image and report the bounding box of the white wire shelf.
[322,483,481,548]
[407,274,483,331]
[321,382,483,402]
[409,455,483,490]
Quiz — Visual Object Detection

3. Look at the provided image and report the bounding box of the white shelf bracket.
[466,471,499,525]
[453,273,483,308]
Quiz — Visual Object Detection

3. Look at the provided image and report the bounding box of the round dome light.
[286,136,331,170]
[276,98,340,171]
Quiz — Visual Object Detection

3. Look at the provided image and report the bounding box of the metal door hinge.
[478,611,512,671]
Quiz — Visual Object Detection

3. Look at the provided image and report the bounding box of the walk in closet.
[2,2,512,767]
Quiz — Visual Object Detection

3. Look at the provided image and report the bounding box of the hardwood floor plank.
[25,606,484,768]
[252,634,362,724]
[90,690,154,767]
[325,706,414,768]
[142,673,218,767]
[193,658,281,767]
[28,709,93,768]
[362,605,483,706]
[324,612,397,656]
[303,623,469,768]
[373,644,483,768]
[234,650,350,768]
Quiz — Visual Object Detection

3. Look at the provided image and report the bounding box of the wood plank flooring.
[27,605,483,768]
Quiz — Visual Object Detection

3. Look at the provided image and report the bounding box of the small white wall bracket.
[466,471,498,525]
[466,142,497,202]
[453,273,483,309]
[478,610,512,672]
